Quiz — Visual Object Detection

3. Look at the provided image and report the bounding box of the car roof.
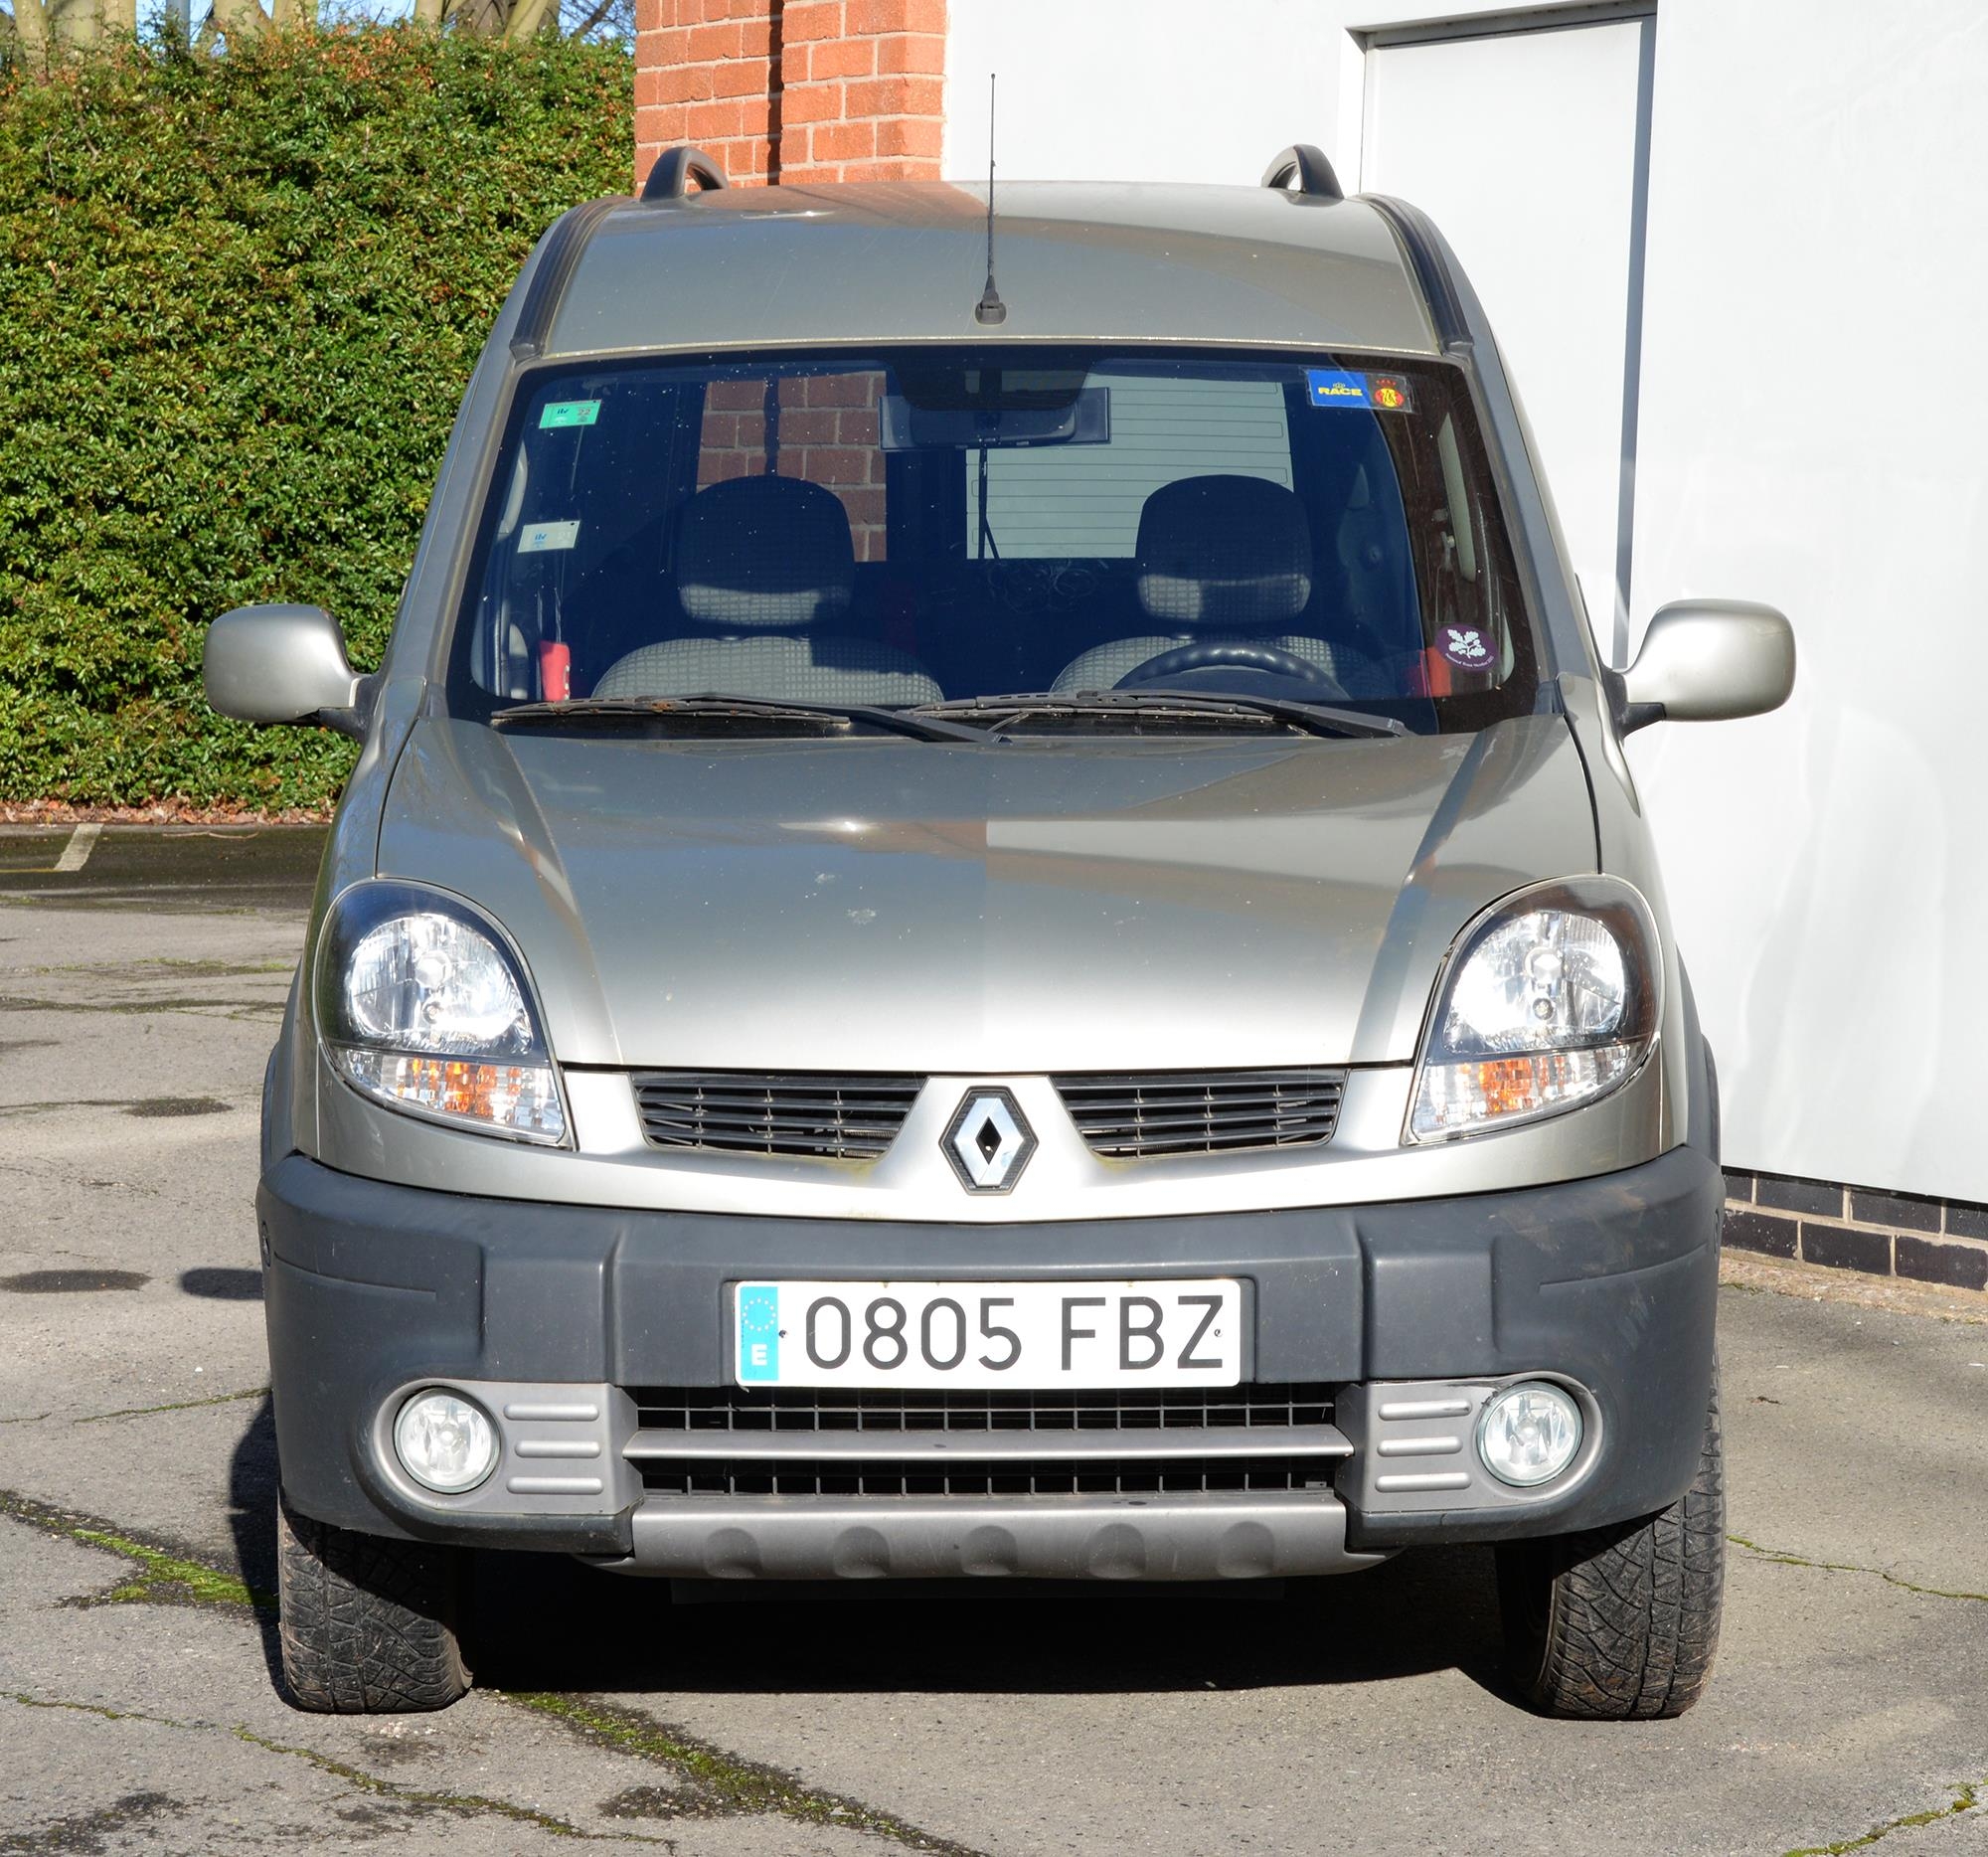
[543,180,1441,361]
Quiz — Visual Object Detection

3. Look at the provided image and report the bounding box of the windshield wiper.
[490,691,1401,744]
[490,695,992,745]
[913,690,1407,741]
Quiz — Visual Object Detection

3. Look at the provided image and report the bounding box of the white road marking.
[52,824,101,873]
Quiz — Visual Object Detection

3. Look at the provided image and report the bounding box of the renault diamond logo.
[943,1088,1037,1194]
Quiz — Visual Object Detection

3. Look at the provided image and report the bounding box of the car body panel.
[547,184,1440,362]
[373,711,1592,1075]
[292,703,1670,1222]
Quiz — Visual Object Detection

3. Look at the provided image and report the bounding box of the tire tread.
[275,1493,470,1714]
[1498,1366,1725,1721]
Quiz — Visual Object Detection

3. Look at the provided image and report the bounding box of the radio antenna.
[974,73,1007,326]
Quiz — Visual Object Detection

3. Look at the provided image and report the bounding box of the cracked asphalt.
[3,823,1987,1856]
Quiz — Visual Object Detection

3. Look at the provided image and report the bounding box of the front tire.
[1495,1366,1725,1720]
[275,1492,471,1713]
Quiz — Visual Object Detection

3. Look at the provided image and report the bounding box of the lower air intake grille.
[629,1384,1344,1500]
[630,1071,920,1161]
[1052,1068,1348,1158]
[631,1384,1336,1434]
[636,1456,1334,1498]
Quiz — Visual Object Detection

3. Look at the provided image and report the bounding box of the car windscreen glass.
[443,347,1543,737]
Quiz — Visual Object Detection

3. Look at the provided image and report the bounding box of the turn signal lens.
[1414,1048,1635,1134]
[393,1389,498,1494]
[1477,1381,1583,1487]
[331,1050,565,1142]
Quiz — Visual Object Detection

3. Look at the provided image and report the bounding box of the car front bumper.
[259,1139,1721,1574]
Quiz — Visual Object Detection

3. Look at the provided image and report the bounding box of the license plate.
[732,1279,1242,1389]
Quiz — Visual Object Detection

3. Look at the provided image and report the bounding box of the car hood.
[375,714,1595,1072]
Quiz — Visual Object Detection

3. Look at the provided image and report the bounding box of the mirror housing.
[203,604,369,740]
[1617,598,1795,733]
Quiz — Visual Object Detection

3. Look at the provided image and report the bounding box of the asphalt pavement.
[2,823,1986,1856]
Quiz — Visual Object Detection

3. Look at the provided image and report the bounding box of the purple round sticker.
[1438,626,1492,671]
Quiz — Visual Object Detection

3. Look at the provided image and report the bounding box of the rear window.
[445,345,1542,735]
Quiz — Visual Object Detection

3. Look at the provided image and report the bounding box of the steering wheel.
[1114,640,1338,690]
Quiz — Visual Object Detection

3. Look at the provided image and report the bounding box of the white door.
[1360,10,1654,663]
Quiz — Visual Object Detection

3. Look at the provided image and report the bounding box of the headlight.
[315,882,567,1143]
[1408,877,1659,1140]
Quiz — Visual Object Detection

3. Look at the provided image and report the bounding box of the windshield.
[445,346,1543,735]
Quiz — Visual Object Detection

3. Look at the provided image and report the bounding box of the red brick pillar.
[777,1,946,183]
[634,0,947,192]
[634,1,781,187]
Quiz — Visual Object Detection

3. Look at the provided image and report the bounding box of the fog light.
[394,1390,498,1494]
[1476,1381,1582,1487]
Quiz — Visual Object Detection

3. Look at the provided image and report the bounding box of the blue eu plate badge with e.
[737,1284,780,1382]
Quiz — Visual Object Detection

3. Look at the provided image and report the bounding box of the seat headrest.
[1135,474,1313,630]
[676,475,855,631]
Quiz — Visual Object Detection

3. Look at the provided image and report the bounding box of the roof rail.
[641,147,730,205]
[1260,144,1343,202]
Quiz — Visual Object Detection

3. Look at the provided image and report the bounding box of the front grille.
[1052,1068,1348,1158]
[636,1456,1333,1498]
[630,1071,920,1160]
[631,1383,1336,1434]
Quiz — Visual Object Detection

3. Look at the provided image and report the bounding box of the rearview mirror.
[203,604,369,740]
[1618,599,1795,733]
[879,388,1111,451]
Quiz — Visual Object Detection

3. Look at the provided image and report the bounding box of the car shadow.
[226,1394,284,1687]
[180,1266,264,1301]
[465,1540,1512,1702]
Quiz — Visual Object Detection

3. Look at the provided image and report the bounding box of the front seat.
[593,475,940,704]
[1052,474,1393,698]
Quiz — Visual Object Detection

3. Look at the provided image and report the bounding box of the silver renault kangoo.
[205,145,1794,1720]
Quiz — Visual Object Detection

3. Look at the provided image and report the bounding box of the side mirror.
[1617,598,1795,734]
[203,604,370,740]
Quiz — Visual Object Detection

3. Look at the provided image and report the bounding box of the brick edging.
[1723,1169,1988,1293]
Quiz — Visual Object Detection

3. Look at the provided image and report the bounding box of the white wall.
[943,0,1988,1203]
[943,0,1344,187]
[1624,0,1988,1201]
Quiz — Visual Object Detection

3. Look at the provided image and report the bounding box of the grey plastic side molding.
[603,1491,1390,1581]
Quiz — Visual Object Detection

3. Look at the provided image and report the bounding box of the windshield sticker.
[1306,369,1373,409]
[539,400,600,429]
[1306,369,1412,412]
[1369,373,1413,412]
[1438,625,1493,670]
[517,520,580,554]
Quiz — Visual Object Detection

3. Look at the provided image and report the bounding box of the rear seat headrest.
[1135,474,1313,630]
[676,475,855,631]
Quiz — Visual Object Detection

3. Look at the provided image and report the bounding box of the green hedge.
[0,29,631,807]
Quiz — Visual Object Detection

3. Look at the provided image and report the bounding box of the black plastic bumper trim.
[260,1141,1721,1553]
